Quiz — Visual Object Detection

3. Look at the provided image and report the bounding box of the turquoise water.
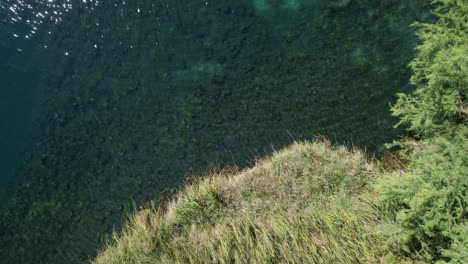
[0,5,41,200]
[0,1,431,263]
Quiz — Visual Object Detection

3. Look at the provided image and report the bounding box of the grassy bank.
[95,141,392,263]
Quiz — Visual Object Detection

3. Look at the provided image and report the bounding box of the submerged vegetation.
[95,1,467,263]
[1,1,431,263]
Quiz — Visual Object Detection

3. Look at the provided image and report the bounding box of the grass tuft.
[94,141,394,263]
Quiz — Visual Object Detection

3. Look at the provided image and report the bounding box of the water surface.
[0,0,431,263]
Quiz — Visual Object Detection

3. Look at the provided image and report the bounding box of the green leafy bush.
[376,128,467,262]
[391,0,467,137]
[377,1,468,262]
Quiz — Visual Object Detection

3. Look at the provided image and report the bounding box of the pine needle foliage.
[377,1,468,262]
[375,128,467,263]
[391,0,467,137]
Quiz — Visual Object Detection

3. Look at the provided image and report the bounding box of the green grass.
[94,141,394,263]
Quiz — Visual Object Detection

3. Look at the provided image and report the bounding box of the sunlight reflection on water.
[0,0,184,54]
[0,0,99,41]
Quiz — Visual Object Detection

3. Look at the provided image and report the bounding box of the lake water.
[0,0,431,263]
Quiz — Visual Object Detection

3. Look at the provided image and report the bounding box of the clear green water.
[0,0,432,263]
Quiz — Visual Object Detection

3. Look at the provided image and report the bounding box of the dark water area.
[0,8,42,200]
[0,0,432,263]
